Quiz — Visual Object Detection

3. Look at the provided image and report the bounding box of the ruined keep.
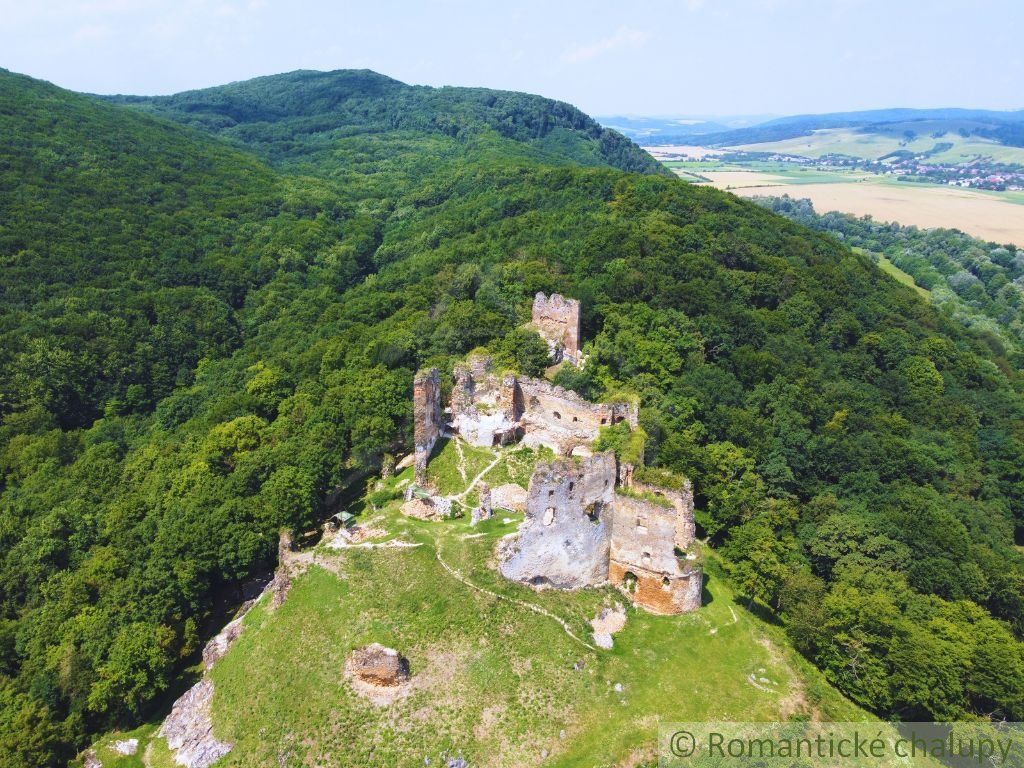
[498,450,702,614]
[532,292,582,365]
[413,368,442,485]
[607,479,702,614]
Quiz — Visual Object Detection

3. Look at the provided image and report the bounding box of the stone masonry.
[608,483,702,615]
[498,452,617,589]
[532,292,582,365]
[408,294,702,615]
[413,368,443,485]
[498,449,702,614]
[447,355,636,455]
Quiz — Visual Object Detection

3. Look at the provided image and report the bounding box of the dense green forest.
[760,196,1024,364]
[2,68,1024,766]
[103,69,667,176]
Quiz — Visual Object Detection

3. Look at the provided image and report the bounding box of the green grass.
[870,253,931,300]
[90,483,927,767]
[424,436,497,495]
[122,490,883,766]
[481,445,545,490]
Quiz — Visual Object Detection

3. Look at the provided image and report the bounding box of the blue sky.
[1,0,1021,116]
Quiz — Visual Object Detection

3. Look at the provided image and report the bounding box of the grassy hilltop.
[0,69,1023,766]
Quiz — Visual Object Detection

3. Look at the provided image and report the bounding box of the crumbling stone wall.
[498,452,617,589]
[628,478,696,551]
[447,356,638,454]
[450,358,522,448]
[608,559,702,614]
[532,292,582,364]
[518,378,637,455]
[413,368,443,484]
[607,481,701,614]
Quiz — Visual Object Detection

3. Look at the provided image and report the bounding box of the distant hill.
[640,106,1024,149]
[102,69,667,176]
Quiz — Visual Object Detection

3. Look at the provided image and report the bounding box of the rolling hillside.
[103,69,667,176]
[643,107,1024,150]
[2,69,1024,766]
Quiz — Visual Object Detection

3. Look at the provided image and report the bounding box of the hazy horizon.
[2,0,1021,116]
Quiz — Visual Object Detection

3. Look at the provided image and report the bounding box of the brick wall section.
[532,292,582,364]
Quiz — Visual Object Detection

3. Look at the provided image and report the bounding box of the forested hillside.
[104,69,666,176]
[760,196,1024,364]
[2,69,1024,766]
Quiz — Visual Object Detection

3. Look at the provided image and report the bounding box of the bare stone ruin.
[498,450,702,614]
[413,368,443,485]
[532,292,582,365]
[448,355,636,456]
[407,294,702,616]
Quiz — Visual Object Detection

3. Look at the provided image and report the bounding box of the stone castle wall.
[447,356,636,455]
[413,368,442,484]
[498,452,617,590]
[608,560,702,615]
[532,292,581,364]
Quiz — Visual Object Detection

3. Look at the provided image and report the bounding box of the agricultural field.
[733,128,1024,164]
[657,158,1024,246]
[725,177,1024,247]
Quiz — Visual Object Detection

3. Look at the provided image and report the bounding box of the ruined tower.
[532,292,582,365]
[413,368,442,485]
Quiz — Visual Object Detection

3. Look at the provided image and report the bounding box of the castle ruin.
[411,344,702,615]
[412,368,442,485]
[532,292,582,365]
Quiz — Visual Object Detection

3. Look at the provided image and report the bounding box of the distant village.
[755,150,1024,191]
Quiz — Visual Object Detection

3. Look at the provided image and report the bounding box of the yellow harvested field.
[707,176,1024,247]
[645,144,725,160]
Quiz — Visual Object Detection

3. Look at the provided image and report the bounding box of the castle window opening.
[553,411,561,420]
[600,417,607,425]
[641,552,652,566]
[623,571,638,593]
[662,575,671,588]
[568,481,575,493]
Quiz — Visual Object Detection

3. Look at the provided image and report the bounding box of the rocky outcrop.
[590,605,627,649]
[158,679,232,768]
[491,483,528,512]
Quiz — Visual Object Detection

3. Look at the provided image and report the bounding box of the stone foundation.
[608,560,702,615]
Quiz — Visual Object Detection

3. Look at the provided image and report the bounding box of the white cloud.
[561,26,651,64]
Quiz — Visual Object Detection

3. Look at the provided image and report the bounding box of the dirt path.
[452,451,503,502]
[434,548,596,652]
